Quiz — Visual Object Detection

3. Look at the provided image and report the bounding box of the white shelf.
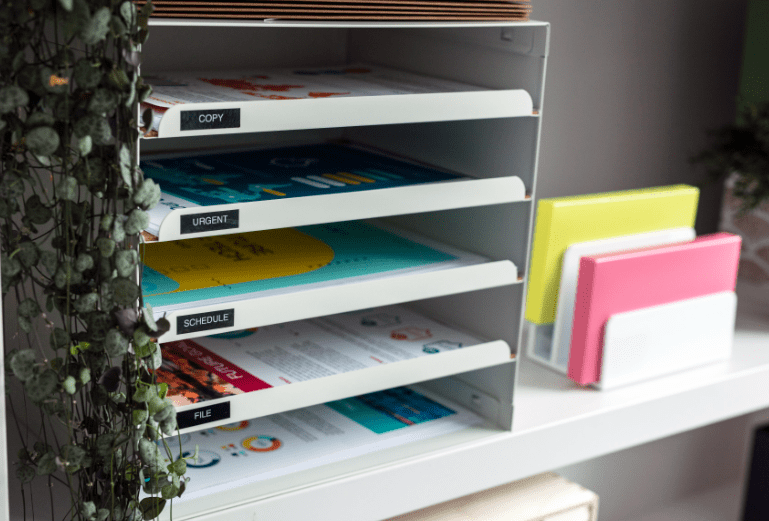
[171,339,513,435]
[619,481,742,521]
[171,301,769,521]
[149,91,535,139]
[152,259,519,341]
[145,177,527,242]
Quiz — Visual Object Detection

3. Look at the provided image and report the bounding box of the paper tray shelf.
[152,260,520,342]
[144,177,527,242]
[146,91,535,139]
[170,340,513,435]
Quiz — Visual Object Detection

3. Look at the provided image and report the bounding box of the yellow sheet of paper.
[142,228,334,295]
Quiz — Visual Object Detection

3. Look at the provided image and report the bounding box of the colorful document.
[568,232,741,385]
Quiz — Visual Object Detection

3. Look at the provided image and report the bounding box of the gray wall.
[534,0,748,234]
[532,2,751,520]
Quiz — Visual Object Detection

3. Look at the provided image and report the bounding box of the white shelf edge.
[166,303,769,521]
[153,260,520,341]
[148,177,528,242]
[147,19,548,29]
[151,90,535,138]
[172,339,513,435]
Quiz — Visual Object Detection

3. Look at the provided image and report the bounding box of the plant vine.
[1,0,189,519]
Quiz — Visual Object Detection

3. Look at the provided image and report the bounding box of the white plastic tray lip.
[146,176,527,241]
[549,227,697,374]
[172,338,513,435]
[595,291,737,390]
[153,259,519,342]
[151,90,535,138]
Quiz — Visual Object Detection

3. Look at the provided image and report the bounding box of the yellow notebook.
[525,185,699,325]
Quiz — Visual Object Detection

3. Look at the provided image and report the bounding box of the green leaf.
[26,370,59,403]
[124,209,148,235]
[17,242,40,269]
[36,451,57,475]
[16,465,35,484]
[133,328,151,349]
[58,0,73,11]
[74,293,99,314]
[74,114,113,145]
[87,88,117,114]
[62,375,77,394]
[0,86,29,114]
[120,1,136,23]
[110,15,128,37]
[55,176,79,201]
[104,329,128,357]
[138,438,162,470]
[50,328,70,350]
[41,251,58,274]
[167,458,187,475]
[79,367,91,385]
[112,216,126,242]
[111,277,140,306]
[25,126,60,156]
[26,195,53,225]
[157,382,169,400]
[1,254,21,277]
[119,145,133,187]
[96,509,110,521]
[78,136,92,156]
[133,409,148,425]
[147,395,167,416]
[133,386,152,402]
[75,253,95,272]
[80,7,111,45]
[18,315,31,334]
[95,434,115,457]
[108,68,130,91]
[97,237,115,258]
[10,350,36,381]
[134,179,161,209]
[18,298,41,318]
[81,501,96,521]
[161,482,180,500]
[25,111,56,128]
[115,249,136,278]
[74,59,101,90]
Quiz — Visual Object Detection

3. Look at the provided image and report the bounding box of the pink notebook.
[568,232,741,385]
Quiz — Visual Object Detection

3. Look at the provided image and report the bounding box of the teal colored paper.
[142,222,457,308]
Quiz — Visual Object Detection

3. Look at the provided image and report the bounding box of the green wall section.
[739,0,769,112]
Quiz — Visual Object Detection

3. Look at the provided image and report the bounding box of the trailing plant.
[0,0,190,519]
[692,101,769,214]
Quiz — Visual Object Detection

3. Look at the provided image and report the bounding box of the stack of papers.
[137,0,531,21]
[160,386,483,501]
